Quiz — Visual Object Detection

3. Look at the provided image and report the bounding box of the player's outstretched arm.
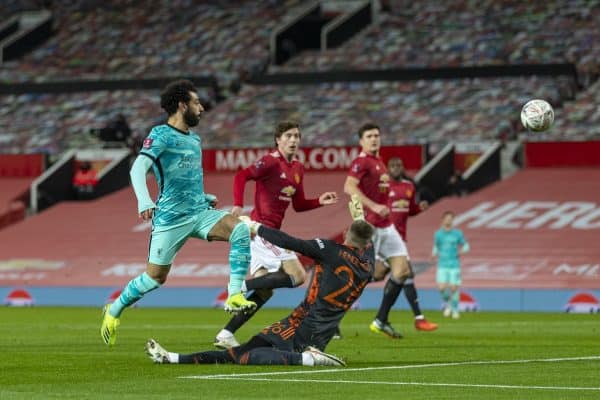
[130,155,156,220]
[256,225,324,261]
[291,183,322,212]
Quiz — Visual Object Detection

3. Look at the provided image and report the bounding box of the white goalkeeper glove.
[348,194,365,221]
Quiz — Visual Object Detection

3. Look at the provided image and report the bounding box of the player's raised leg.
[206,214,256,312]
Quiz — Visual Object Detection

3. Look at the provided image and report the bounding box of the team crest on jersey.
[294,173,300,184]
[254,160,265,169]
[352,164,360,173]
[280,185,296,197]
[406,189,413,197]
[143,138,153,148]
[280,172,286,179]
[393,199,409,209]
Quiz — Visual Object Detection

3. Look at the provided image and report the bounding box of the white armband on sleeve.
[130,155,156,214]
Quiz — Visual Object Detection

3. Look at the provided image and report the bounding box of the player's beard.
[183,107,200,127]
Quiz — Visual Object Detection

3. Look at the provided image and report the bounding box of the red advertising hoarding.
[0,154,45,177]
[202,145,424,172]
[525,141,600,167]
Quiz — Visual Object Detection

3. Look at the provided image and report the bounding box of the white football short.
[250,235,298,275]
[373,225,409,262]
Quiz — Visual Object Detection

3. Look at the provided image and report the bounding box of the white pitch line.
[180,355,600,380]
[192,377,600,392]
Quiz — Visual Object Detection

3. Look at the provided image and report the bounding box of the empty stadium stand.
[274,0,599,76]
[551,79,600,140]
[0,89,162,154]
[0,0,303,84]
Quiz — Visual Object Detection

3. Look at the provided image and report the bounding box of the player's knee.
[290,268,307,286]
[283,260,307,286]
[390,267,410,283]
[372,260,388,281]
[389,257,410,281]
[287,266,306,286]
[146,266,168,285]
[147,272,167,285]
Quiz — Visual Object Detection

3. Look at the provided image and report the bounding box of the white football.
[521,99,554,132]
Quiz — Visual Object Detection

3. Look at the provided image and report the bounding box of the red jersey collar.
[359,151,381,160]
[273,149,298,164]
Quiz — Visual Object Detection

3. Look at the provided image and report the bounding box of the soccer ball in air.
[520,99,554,132]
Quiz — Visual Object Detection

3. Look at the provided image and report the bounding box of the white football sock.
[302,352,315,366]
[168,352,179,363]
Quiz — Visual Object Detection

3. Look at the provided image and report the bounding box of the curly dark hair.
[160,79,198,116]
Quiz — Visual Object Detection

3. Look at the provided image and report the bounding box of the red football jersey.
[347,152,392,228]
[388,179,421,241]
[233,150,320,229]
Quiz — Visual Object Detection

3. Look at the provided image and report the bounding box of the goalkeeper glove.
[348,194,365,221]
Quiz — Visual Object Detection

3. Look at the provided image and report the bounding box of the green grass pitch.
[1,307,599,399]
